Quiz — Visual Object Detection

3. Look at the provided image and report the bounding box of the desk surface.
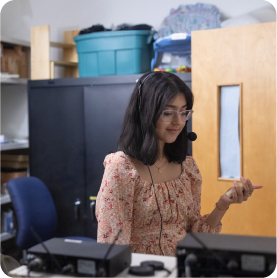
[9,253,177,278]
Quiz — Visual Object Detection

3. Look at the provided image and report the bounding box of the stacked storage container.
[74,30,154,77]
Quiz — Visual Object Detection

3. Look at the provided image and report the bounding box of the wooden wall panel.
[192,22,276,237]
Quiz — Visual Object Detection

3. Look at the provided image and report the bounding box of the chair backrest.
[7,176,58,249]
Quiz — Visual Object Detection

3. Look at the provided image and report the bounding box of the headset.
[138,72,164,255]
[138,72,197,141]
[137,72,155,140]
[137,72,197,256]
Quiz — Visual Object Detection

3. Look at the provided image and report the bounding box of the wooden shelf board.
[1,195,11,205]
[1,77,28,85]
[1,140,29,151]
[1,232,16,242]
[50,42,75,48]
[1,36,30,47]
[50,60,78,67]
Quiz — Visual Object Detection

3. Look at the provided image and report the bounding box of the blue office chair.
[7,176,95,253]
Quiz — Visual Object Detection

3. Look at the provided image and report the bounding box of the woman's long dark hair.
[117,71,194,165]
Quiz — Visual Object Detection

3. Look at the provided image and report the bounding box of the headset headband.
[138,72,155,111]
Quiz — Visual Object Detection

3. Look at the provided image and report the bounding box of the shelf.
[31,25,79,80]
[1,194,11,205]
[1,77,28,85]
[1,36,30,47]
[1,39,30,80]
[50,42,75,48]
[1,140,29,151]
[1,231,16,242]
[50,61,78,79]
[50,60,78,67]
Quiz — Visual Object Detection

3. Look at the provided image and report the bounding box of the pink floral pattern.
[96,151,221,256]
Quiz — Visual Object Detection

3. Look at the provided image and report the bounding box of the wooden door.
[191,22,276,237]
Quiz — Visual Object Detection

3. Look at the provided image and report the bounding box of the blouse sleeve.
[185,156,222,234]
[96,152,136,245]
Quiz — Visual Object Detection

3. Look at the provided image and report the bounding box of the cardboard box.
[1,171,27,185]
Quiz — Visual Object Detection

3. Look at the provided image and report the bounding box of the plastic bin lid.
[153,34,191,53]
[74,30,154,42]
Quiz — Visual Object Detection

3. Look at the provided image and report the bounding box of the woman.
[96,71,262,256]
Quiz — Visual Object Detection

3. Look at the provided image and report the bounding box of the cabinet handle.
[74,198,81,221]
[90,201,96,222]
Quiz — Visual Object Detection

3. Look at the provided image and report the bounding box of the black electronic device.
[27,237,131,277]
[177,233,276,277]
[129,260,172,276]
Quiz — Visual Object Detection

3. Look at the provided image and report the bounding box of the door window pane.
[219,85,241,179]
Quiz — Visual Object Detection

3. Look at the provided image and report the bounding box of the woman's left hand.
[217,177,263,209]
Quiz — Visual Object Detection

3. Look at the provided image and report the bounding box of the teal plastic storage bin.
[74,30,154,77]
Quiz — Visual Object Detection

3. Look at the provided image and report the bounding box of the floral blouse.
[96,151,222,256]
